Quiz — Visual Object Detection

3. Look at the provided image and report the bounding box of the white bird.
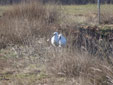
[51,32,59,47]
[58,34,66,47]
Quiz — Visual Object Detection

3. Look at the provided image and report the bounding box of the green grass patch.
[62,4,97,15]
[0,5,12,16]
[62,4,113,15]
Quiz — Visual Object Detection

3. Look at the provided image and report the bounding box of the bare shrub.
[101,12,113,24]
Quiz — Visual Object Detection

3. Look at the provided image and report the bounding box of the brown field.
[0,2,113,85]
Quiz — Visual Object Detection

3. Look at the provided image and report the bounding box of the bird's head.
[53,32,58,36]
[58,34,62,39]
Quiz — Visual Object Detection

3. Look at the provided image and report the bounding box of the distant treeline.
[0,0,113,5]
[43,0,113,4]
[0,0,21,4]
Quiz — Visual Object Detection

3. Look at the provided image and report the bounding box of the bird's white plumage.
[51,32,66,47]
[51,32,59,47]
[58,34,66,47]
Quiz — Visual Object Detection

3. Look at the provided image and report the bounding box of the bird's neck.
[59,36,61,40]
[54,35,58,38]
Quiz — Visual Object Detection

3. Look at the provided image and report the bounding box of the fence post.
[98,0,100,24]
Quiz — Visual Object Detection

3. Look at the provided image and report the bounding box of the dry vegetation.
[0,1,113,85]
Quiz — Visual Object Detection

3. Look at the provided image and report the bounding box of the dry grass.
[0,1,62,47]
[47,48,113,85]
[0,2,113,85]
